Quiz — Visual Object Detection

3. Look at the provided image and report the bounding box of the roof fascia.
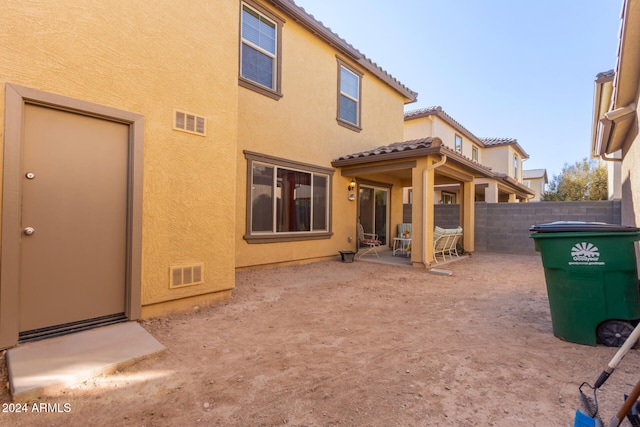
[331,145,494,178]
[591,72,614,156]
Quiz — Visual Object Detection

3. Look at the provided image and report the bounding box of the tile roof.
[404,106,485,147]
[332,137,493,176]
[272,0,418,102]
[334,138,440,161]
[523,168,547,178]
[480,137,518,146]
[479,137,529,158]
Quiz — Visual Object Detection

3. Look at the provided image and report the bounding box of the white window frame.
[239,2,283,100]
[455,134,462,153]
[337,59,362,132]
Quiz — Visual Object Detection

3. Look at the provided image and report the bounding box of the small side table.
[393,237,411,257]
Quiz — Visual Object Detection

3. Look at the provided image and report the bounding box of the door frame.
[0,83,144,349]
[357,181,391,247]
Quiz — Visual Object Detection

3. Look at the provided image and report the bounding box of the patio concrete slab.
[6,322,165,401]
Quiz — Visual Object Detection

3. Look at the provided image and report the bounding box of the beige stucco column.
[410,156,437,267]
[508,193,518,203]
[460,179,475,252]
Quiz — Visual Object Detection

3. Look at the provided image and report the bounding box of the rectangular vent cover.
[174,109,206,136]
[170,263,204,288]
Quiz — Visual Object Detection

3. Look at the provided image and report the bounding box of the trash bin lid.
[529,221,640,233]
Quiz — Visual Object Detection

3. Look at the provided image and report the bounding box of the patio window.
[239,2,283,99]
[337,59,362,131]
[245,151,333,242]
[441,191,456,204]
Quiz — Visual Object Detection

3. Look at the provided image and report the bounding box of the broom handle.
[609,378,640,427]
[595,323,640,388]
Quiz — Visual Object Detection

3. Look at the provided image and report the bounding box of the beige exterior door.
[19,104,129,335]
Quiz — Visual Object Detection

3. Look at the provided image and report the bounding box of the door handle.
[23,227,35,236]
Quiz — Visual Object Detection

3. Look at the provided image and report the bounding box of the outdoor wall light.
[347,179,356,201]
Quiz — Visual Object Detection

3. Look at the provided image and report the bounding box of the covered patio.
[332,137,494,267]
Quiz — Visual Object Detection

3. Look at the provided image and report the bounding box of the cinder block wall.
[404,200,622,255]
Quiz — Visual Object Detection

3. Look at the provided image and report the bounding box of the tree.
[542,158,608,201]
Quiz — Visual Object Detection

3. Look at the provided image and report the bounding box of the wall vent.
[169,262,204,288]
[173,109,206,136]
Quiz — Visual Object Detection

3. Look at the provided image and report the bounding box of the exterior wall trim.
[0,83,144,349]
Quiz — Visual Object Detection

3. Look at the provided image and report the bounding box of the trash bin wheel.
[597,320,634,347]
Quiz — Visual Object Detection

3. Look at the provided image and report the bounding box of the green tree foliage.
[542,158,608,201]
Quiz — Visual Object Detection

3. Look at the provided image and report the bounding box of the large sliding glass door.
[358,185,389,246]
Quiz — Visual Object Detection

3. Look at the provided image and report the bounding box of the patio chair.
[433,226,462,263]
[357,223,382,258]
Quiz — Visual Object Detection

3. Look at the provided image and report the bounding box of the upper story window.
[472,146,478,162]
[337,59,362,131]
[455,134,462,153]
[244,151,333,243]
[239,2,283,100]
[513,154,519,179]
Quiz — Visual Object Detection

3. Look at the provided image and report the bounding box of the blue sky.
[293,0,622,179]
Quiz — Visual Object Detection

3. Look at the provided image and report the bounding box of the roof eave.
[268,0,418,103]
[331,145,494,179]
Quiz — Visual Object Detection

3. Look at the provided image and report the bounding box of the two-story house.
[522,169,549,202]
[0,0,515,349]
[2,0,469,349]
[403,107,534,203]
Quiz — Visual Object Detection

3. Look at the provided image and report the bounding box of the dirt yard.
[2,252,640,426]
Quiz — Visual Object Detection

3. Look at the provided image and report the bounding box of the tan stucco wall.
[620,103,640,272]
[404,116,482,163]
[404,117,433,141]
[236,1,409,268]
[1,1,239,313]
[482,146,516,178]
[621,106,640,228]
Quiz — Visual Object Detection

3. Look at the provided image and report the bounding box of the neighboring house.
[592,0,639,229]
[522,169,549,201]
[403,107,534,202]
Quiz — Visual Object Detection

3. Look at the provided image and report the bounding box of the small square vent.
[169,262,204,289]
[173,109,206,136]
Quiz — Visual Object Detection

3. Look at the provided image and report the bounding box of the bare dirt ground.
[2,252,640,426]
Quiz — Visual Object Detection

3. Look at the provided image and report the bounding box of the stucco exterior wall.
[482,146,512,177]
[1,1,239,313]
[621,105,640,229]
[403,118,433,141]
[236,1,409,268]
[404,116,482,163]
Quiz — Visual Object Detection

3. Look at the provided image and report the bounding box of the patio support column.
[411,157,436,267]
[460,179,475,252]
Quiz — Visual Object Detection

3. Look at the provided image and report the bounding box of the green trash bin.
[530,221,640,346]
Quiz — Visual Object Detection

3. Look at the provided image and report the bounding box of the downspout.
[422,156,447,267]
